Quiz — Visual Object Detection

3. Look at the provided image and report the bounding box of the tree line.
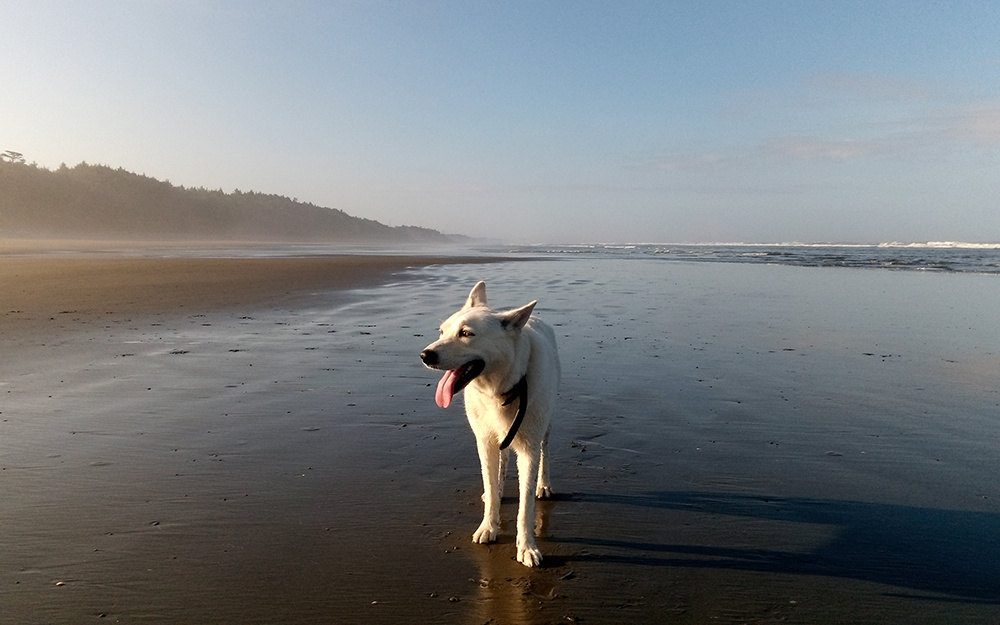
[0,155,454,243]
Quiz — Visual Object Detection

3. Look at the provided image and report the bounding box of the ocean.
[484,242,1000,274]
[60,240,1000,275]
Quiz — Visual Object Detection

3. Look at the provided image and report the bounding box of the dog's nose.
[420,349,438,365]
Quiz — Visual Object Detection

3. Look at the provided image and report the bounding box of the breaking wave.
[487,242,1000,274]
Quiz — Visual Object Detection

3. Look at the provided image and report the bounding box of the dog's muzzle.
[421,349,486,408]
[419,349,439,366]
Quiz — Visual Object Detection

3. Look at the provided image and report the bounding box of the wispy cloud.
[947,103,1000,144]
[806,73,937,101]
[645,152,733,172]
[643,71,1000,175]
[639,137,888,173]
[644,110,1000,173]
[766,137,887,161]
[722,72,936,116]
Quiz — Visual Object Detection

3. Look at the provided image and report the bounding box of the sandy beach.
[0,242,499,336]
[2,245,999,624]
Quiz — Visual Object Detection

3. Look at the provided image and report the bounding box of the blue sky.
[3,1,998,243]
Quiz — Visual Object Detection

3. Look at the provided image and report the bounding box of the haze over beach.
[2,1,999,245]
[3,3,1000,624]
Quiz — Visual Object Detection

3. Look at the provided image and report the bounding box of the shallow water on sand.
[2,256,998,624]
[404,258,1000,618]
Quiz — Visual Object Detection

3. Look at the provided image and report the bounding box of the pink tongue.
[435,369,460,408]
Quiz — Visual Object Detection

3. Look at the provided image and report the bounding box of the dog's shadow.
[546,490,1000,603]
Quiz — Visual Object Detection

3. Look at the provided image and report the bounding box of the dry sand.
[2,244,999,624]
[1,250,495,336]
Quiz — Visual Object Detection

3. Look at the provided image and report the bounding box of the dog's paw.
[516,543,543,567]
[535,485,552,499]
[472,521,498,544]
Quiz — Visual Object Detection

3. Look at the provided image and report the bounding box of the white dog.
[420,281,560,567]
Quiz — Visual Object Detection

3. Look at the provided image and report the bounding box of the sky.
[2,1,999,244]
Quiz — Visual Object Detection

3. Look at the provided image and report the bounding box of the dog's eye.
[459,328,474,338]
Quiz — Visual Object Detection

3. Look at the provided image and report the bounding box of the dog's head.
[420,281,535,408]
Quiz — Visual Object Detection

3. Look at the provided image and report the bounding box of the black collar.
[498,375,528,450]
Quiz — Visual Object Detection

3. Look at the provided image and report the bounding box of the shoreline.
[0,252,500,337]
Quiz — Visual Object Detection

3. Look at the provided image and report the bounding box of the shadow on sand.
[555,491,1000,603]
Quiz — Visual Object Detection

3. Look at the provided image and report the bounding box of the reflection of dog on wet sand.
[420,282,560,567]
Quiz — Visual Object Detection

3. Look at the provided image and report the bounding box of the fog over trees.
[0,157,456,243]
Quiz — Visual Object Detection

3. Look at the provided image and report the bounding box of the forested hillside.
[0,158,454,243]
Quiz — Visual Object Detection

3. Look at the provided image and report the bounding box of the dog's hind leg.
[472,438,502,544]
[535,424,552,499]
[514,448,543,567]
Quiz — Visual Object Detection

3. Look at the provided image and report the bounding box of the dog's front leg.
[535,425,552,499]
[472,437,502,544]
[498,447,510,496]
[514,448,543,567]
[481,447,508,503]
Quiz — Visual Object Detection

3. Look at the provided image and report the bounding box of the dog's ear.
[464,281,488,309]
[500,301,536,331]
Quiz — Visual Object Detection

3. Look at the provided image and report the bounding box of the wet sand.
[2,248,999,624]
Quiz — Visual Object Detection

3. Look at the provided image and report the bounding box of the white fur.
[420,281,560,567]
